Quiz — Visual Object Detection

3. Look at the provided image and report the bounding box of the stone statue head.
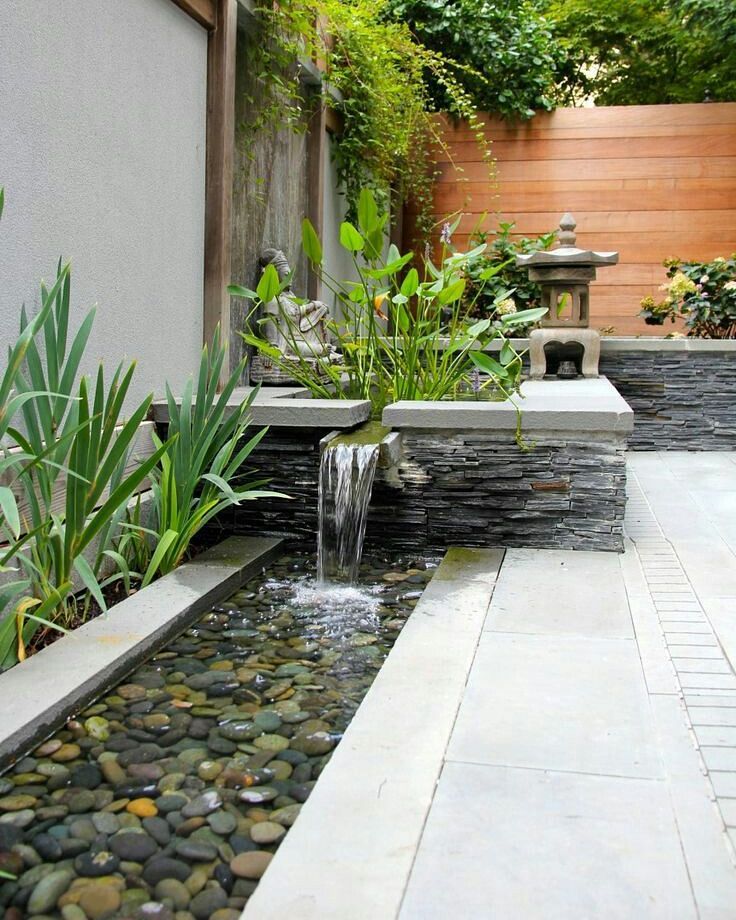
[259,249,292,286]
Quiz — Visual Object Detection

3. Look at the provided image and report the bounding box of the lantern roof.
[516,213,619,269]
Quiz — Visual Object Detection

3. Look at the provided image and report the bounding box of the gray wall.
[321,134,355,318]
[0,0,207,407]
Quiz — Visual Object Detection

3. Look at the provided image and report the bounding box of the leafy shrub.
[0,262,168,667]
[463,222,557,331]
[639,255,736,337]
[384,0,563,118]
[119,329,285,586]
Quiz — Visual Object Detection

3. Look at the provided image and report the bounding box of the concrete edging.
[382,377,634,434]
[152,387,372,429]
[243,546,504,920]
[0,535,282,770]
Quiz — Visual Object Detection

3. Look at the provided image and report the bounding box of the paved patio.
[246,452,736,920]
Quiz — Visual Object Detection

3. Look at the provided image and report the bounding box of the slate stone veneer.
[220,427,627,553]
[599,349,736,450]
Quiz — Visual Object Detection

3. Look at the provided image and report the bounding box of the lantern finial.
[557,213,577,248]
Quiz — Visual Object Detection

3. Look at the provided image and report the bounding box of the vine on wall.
[241,0,494,241]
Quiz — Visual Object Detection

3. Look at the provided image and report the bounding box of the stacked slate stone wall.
[218,427,627,553]
[212,427,330,551]
[366,431,627,553]
[599,350,736,450]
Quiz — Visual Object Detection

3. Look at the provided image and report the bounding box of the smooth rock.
[189,888,228,920]
[74,850,120,877]
[249,821,285,845]
[109,831,159,862]
[78,883,122,920]
[154,879,191,910]
[142,857,191,886]
[230,850,273,879]
[27,868,74,914]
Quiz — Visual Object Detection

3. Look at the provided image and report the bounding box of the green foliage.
[231,189,547,417]
[383,0,563,118]
[242,0,492,236]
[119,329,286,586]
[464,222,557,331]
[640,255,736,337]
[546,0,736,105]
[0,264,169,667]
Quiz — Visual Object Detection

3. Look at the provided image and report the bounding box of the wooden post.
[203,0,237,373]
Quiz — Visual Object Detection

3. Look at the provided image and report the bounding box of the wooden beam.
[203,0,237,374]
[170,0,216,30]
[306,95,327,301]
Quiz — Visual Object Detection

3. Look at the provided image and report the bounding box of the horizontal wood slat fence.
[412,103,736,335]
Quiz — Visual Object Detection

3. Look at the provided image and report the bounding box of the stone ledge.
[0,536,282,771]
[242,547,504,920]
[152,387,372,429]
[382,378,634,435]
[477,337,736,354]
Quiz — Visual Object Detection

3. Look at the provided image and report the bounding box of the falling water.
[317,442,380,583]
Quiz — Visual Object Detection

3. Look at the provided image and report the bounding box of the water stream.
[317,442,380,583]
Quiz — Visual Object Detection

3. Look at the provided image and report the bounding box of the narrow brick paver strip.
[627,468,736,844]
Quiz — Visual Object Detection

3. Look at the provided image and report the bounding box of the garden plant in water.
[117,327,286,587]
[0,262,170,667]
[230,189,547,417]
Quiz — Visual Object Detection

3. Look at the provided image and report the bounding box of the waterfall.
[317,442,380,583]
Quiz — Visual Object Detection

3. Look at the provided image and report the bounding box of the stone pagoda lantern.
[516,213,618,379]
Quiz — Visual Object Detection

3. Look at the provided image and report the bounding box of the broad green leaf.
[239,333,282,359]
[256,263,280,303]
[227,283,258,299]
[500,341,517,365]
[357,188,379,235]
[466,318,491,337]
[0,487,20,540]
[501,306,548,327]
[470,351,508,378]
[437,279,466,305]
[301,218,323,265]
[340,222,365,252]
[400,268,419,298]
[73,555,106,612]
[395,303,410,332]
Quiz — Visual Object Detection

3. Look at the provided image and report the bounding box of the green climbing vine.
[240,0,494,240]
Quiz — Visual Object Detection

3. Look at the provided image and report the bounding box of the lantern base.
[529,328,601,380]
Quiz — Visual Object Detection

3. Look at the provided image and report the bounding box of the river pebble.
[0,555,431,915]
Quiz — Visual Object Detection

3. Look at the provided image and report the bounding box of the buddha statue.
[250,248,341,384]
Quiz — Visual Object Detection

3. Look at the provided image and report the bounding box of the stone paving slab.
[485,547,633,639]
[446,631,663,778]
[400,763,697,920]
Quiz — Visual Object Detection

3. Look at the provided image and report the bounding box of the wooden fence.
[415,103,736,335]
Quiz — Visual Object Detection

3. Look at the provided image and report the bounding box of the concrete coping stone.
[152,386,372,429]
[470,337,736,354]
[242,546,504,920]
[0,535,282,771]
[382,377,634,434]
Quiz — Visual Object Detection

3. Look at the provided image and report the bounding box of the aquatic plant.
[0,262,169,666]
[118,328,286,585]
[231,189,546,417]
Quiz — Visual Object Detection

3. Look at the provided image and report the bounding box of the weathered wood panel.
[413,103,736,335]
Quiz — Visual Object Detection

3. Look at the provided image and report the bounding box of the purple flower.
[440,222,452,245]
[471,368,481,393]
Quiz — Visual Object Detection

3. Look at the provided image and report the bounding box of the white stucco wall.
[0,0,207,406]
